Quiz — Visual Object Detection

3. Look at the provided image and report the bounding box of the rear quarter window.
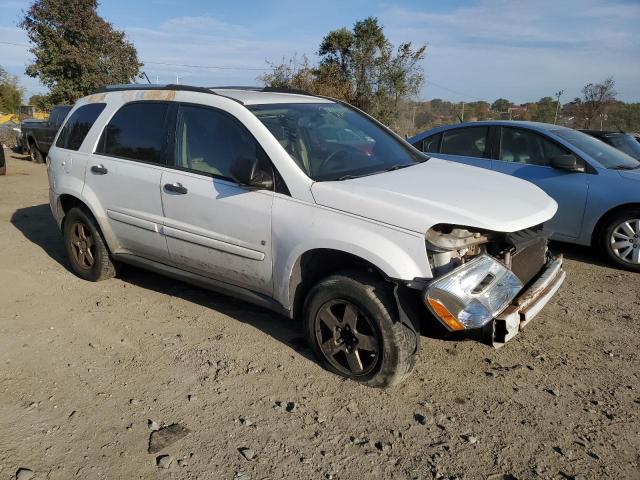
[56,103,106,151]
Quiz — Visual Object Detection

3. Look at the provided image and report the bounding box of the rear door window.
[441,127,489,158]
[96,102,170,164]
[55,103,106,151]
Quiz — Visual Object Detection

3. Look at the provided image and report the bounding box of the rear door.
[160,103,274,294]
[86,101,173,262]
[432,126,493,170]
[490,126,589,239]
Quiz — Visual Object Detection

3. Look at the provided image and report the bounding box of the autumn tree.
[261,17,426,128]
[20,0,142,105]
[580,77,617,128]
[0,66,24,113]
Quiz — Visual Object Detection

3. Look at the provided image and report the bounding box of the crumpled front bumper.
[489,255,565,347]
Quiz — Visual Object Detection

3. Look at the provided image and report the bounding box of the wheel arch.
[591,203,640,246]
[287,248,394,321]
[56,192,117,252]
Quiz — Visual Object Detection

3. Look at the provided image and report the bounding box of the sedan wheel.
[601,209,640,272]
[610,218,640,265]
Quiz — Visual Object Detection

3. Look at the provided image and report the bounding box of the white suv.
[48,85,565,387]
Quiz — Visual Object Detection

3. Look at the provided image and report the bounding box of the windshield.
[248,102,425,181]
[607,134,640,161]
[553,129,640,170]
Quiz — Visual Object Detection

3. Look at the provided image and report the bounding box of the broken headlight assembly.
[424,254,523,331]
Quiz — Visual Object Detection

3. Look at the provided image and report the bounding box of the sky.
[1,0,639,104]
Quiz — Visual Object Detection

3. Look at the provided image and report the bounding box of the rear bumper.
[490,255,565,347]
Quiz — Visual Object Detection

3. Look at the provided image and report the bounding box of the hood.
[619,169,640,182]
[311,158,558,233]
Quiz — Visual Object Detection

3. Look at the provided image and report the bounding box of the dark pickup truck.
[20,105,71,163]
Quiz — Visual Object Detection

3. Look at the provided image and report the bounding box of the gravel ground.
[0,150,638,480]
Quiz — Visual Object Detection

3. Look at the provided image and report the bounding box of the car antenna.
[142,71,152,84]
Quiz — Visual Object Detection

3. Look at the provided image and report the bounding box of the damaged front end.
[423,224,565,346]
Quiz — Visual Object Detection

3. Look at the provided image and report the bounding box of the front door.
[160,103,273,294]
[491,127,589,239]
[86,101,173,262]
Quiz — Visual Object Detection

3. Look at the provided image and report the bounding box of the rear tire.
[303,270,419,388]
[63,207,118,281]
[30,145,44,164]
[600,208,640,272]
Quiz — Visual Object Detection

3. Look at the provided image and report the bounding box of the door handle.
[91,165,108,175]
[164,182,188,194]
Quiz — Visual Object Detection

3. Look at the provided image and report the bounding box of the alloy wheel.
[314,299,380,376]
[610,218,640,265]
[69,221,96,269]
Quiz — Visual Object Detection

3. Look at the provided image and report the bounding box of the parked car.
[0,145,5,175]
[21,104,71,163]
[48,85,565,387]
[409,121,640,271]
[580,130,640,161]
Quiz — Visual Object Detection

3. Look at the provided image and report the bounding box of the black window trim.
[495,125,596,174]
[93,100,175,166]
[440,125,492,160]
[165,101,288,194]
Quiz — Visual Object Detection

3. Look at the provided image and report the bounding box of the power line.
[424,79,476,100]
[0,42,268,71]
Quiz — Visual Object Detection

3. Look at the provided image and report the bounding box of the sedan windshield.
[248,102,426,181]
[607,133,640,161]
[553,129,640,170]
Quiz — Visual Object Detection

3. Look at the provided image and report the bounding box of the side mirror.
[230,156,274,190]
[550,154,584,173]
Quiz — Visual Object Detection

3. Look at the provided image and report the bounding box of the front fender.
[271,196,431,309]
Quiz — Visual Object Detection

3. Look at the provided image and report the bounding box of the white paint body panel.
[160,170,274,294]
[311,158,558,234]
[48,87,558,314]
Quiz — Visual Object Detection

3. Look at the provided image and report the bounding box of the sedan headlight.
[424,254,523,331]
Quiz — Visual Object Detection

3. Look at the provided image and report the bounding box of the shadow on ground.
[550,240,610,268]
[10,204,315,362]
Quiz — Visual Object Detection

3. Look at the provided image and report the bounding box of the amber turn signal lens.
[427,298,465,331]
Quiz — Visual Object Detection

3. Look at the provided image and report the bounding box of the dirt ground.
[0,149,638,480]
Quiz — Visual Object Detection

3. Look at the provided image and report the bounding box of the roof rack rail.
[92,83,217,95]
[209,85,311,96]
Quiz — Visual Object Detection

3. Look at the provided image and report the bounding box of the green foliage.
[491,98,512,112]
[531,96,557,123]
[28,93,52,111]
[580,77,617,128]
[261,16,426,129]
[20,0,142,105]
[0,66,24,113]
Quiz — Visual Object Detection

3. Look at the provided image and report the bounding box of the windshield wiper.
[611,164,640,170]
[385,163,414,172]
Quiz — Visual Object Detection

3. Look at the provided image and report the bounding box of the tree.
[532,96,556,123]
[0,66,24,113]
[261,17,426,128]
[28,94,51,111]
[581,77,617,128]
[491,98,512,112]
[20,0,142,105]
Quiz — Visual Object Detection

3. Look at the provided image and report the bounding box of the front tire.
[600,209,640,272]
[303,270,418,388]
[63,207,117,281]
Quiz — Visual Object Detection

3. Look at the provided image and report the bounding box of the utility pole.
[461,102,465,121]
[554,89,564,124]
